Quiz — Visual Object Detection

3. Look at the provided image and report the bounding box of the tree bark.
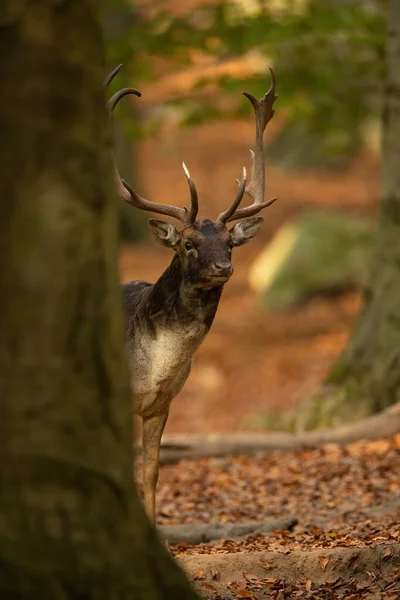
[296,0,400,431]
[0,3,198,598]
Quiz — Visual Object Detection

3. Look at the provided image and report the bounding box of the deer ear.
[148,219,181,248]
[229,216,264,247]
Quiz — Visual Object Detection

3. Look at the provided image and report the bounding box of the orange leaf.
[236,589,256,599]
[305,578,312,591]
[200,581,217,591]
[319,555,329,571]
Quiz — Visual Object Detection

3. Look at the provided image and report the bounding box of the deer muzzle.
[211,262,234,278]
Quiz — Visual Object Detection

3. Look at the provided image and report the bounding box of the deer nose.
[213,262,234,277]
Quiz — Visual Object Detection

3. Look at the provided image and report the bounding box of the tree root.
[159,516,297,545]
[178,542,400,599]
[157,403,400,464]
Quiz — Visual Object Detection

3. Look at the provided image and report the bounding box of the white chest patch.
[130,323,207,417]
[149,328,194,381]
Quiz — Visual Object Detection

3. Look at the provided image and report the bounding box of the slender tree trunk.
[102,4,147,242]
[296,0,400,431]
[0,3,198,598]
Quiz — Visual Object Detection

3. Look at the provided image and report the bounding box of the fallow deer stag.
[105,64,278,524]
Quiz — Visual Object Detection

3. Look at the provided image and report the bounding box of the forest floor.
[161,437,400,599]
[120,119,400,597]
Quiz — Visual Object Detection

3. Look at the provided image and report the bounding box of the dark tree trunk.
[102,4,147,242]
[0,3,198,598]
[297,0,400,431]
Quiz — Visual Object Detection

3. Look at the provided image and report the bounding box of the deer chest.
[128,323,207,417]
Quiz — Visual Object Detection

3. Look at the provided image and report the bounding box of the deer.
[105,64,278,524]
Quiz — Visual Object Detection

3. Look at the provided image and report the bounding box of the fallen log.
[157,403,400,464]
[160,516,297,545]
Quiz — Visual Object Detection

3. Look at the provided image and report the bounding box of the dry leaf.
[347,553,360,568]
[305,578,312,591]
[200,581,217,592]
[326,531,337,538]
[236,588,256,599]
[243,572,260,582]
[319,555,329,571]
[365,570,376,579]
[259,559,273,570]
[227,581,241,590]
[383,547,393,559]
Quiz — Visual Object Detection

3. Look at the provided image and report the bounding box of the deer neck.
[149,253,223,332]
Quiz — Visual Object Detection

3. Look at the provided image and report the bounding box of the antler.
[217,68,278,224]
[105,65,199,226]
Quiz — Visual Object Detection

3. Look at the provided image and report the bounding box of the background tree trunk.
[296,0,400,431]
[102,3,148,242]
[0,3,198,598]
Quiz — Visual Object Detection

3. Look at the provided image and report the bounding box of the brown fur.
[123,217,264,522]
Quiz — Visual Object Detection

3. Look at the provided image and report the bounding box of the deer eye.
[184,241,193,251]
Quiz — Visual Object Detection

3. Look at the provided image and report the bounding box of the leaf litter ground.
[153,438,400,599]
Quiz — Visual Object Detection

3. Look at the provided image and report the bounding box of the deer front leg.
[141,412,169,524]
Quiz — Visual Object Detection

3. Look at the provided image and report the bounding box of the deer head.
[105,65,278,290]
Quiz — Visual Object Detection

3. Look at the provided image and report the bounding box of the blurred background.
[104,0,386,434]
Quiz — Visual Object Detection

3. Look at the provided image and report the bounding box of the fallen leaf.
[262,578,279,585]
[227,581,241,590]
[200,581,217,592]
[383,547,393,559]
[305,578,312,591]
[347,553,360,567]
[259,559,273,570]
[365,570,376,579]
[236,588,256,599]
[243,572,260,582]
[319,555,329,571]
